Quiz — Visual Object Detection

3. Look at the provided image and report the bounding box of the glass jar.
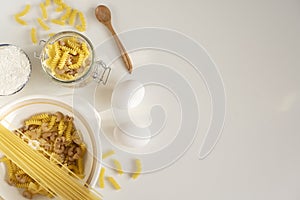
[38,31,110,87]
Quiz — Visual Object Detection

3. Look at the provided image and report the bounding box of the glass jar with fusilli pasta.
[38,31,110,87]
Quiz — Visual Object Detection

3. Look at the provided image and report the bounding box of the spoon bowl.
[95,5,112,24]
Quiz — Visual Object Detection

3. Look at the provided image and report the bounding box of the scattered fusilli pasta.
[113,159,124,175]
[99,167,105,188]
[15,16,27,26]
[39,3,48,20]
[15,1,89,44]
[106,176,121,190]
[51,19,65,26]
[132,159,142,179]
[37,18,50,30]
[15,4,31,17]
[75,11,87,32]
[102,150,115,160]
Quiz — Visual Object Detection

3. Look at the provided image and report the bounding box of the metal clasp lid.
[33,40,46,59]
[93,60,111,85]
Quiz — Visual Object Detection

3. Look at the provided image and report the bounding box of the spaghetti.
[0,123,102,199]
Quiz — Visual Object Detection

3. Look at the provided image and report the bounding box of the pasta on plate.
[0,111,87,199]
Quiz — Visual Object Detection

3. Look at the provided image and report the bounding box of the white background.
[0,0,300,199]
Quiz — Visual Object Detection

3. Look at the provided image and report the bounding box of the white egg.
[113,123,151,148]
[112,80,145,109]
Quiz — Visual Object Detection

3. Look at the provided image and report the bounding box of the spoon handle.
[113,34,133,73]
[106,23,133,73]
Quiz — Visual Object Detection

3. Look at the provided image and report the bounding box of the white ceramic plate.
[0,95,101,200]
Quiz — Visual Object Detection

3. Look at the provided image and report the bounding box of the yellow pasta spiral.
[53,42,61,54]
[31,113,50,120]
[67,40,81,53]
[132,159,142,179]
[45,0,51,7]
[69,53,84,69]
[102,150,115,160]
[19,175,33,183]
[49,33,56,38]
[55,5,64,12]
[37,18,50,31]
[25,119,42,126]
[75,25,85,32]
[106,176,121,190]
[77,11,86,32]
[58,51,69,69]
[15,170,26,176]
[0,156,9,162]
[16,182,30,189]
[113,159,123,175]
[30,28,38,44]
[48,115,57,130]
[40,3,48,20]
[58,120,65,136]
[50,53,61,70]
[77,158,84,175]
[81,43,90,56]
[46,44,55,58]
[99,167,105,188]
[54,0,63,5]
[15,4,31,18]
[14,16,27,26]
[51,19,65,26]
[61,6,72,21]
[56,73,75,80]
[68,63,81,70]
[45,59,52,68]
[6,160,16,178]
[80,143,86,154]
[69,9,78,26]
[60,46,78,55]
[65,121,73,143]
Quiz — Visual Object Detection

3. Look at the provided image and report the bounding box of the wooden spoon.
[95,5,133,73]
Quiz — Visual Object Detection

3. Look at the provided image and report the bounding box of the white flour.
[0,45,31,96]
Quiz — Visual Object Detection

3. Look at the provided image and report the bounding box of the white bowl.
[0,95,101,200]
[0,44,32,96]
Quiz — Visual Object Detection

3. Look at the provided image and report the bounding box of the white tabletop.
[1,0,300,200]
